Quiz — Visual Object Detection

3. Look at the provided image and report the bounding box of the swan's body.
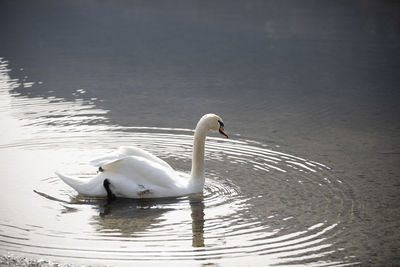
[56,114,228,199]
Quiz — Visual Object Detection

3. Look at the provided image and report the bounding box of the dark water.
[0,0,399,266]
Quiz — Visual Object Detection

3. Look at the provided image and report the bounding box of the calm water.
[0,60,355,266]
[0,0,399,266]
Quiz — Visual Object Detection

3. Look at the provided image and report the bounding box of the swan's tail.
[55,171,105,197]
[55,171,84,192]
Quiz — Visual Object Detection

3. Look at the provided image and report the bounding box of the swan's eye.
[218,120,224,127]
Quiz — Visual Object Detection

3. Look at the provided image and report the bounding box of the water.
[1,0,399,266]
[0,59,356,266]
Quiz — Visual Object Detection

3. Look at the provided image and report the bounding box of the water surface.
[0,0,399,266]
[0,60,357,265]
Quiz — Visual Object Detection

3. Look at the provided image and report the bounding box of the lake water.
[0,1,399,266]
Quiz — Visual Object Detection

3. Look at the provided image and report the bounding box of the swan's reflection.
[94,198,173,236]
[35,189,206,247]
[91,196,205,247]
[189,197,205,247]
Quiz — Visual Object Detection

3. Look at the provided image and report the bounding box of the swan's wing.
[118,146,173,171]
[90,146,173,172]
[106,156,182,190]
[89,151,127,168]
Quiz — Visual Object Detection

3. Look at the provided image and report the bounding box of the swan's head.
[198,113,228,138]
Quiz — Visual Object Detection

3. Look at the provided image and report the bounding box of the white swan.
[56,114,228,199]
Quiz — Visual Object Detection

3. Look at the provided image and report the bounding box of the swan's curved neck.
[190,123,208,184]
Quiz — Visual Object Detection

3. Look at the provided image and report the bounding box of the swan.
[56,113,228,199]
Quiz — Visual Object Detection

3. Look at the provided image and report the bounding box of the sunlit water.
[0,59,358,266]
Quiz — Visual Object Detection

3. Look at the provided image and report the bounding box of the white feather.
[56,114,226,199]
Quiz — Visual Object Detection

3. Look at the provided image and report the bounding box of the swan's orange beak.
[219,126,229,138]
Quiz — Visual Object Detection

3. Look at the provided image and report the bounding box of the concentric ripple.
[0,59,357,266]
